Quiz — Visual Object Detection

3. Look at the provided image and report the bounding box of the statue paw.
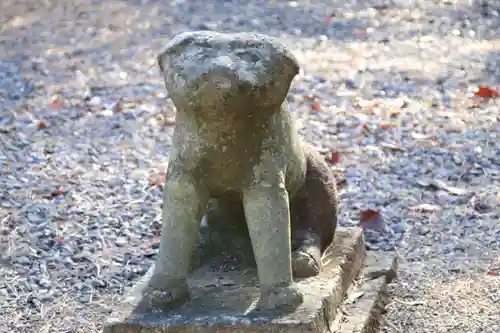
[257,284,304,310]
[142,276,190,310]
[292,246,322,278]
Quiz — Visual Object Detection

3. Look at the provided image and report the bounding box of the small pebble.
[391,223,406,234]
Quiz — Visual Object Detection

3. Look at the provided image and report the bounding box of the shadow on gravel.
[1,0,499,54]
[0,0,498,79]
[119,0,500,42]
[121,0,369,43]
[0,0,499,113]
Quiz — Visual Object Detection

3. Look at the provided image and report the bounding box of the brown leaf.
[113,99,123,113]
[324,14,335,23]
[378,123,393,131]
[335,178,347,188]
[360,209,379,221]
[390,109,401,118]
[45,188,65,199]
[474,86,498,98]
[486,270,498,276]
[326,151,341,165]
[51,188,65,197]
[359,209,386,231]
[54,236,65,244]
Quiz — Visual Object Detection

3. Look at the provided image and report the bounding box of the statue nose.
[197,68,258,93]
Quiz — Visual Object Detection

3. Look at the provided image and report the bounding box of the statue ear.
[157,32,201,73]
[270,50,300,103]
[281,48,300,84]
[157,44,176,73]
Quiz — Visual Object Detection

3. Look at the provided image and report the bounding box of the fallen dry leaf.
[45,188,65,199]
[474,86,499,98]
[326,151,341,164]
[54,236,65,244]
[336,178,347,188]
[390,108,401,118]
[359,209,386,231]
[113,99,123,113]
[311,102,321,111]
[379,123,393,131]
[360,209,379,221]
[51,188,65,197]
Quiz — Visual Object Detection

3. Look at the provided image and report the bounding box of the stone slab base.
[103,227,366,333]
[334,251,401,333]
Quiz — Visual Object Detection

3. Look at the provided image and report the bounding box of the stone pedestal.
[103,227,399,333]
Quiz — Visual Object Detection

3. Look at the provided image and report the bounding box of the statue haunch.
[145,31,338,311]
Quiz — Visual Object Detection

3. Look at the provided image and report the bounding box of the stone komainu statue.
[143,31,339,311]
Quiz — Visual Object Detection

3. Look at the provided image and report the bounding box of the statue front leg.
[143,171,208,310]
[242,172,303,310]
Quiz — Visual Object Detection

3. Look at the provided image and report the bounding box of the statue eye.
[249,53,261,63]
[235,51,261,64]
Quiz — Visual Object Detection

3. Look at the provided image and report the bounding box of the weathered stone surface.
[335,251,400,333]
[103,227,365,333]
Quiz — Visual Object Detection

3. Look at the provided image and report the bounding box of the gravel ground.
[1,0,499,332]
